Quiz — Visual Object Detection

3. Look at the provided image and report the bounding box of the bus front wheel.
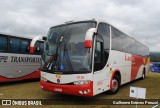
[109,75,120,94]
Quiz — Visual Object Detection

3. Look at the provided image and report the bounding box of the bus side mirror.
[84,28,97,48]
[30,36,46,54]
[42,36,47,41]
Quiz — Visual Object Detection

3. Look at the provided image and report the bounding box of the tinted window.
[127,38,134,54]
[21,39,29,53]
[95,41,102,62]
[130,39,137,54]
[122,34,126,52]
[134,42,147,56]
[94,41,103,71]
[122,34,137,54]
[97,23,110,70]
[112,29,149,56]
[98,23,110,50]
[35,41,44,54]
[112,28,123,51]
[140,44,145,56]
[145,47,149,56]
[136,43,141,56]
[39,42,44,54]
[0,36,7,52]
[10,38,20,53]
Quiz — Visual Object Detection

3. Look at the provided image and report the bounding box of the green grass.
[0,72,160,108]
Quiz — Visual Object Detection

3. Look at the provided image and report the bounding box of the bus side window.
[34,42,44,54]
[112,28,123,52]
[95,41,102,62]
[97,23,110,70]
[39,42,44,54]
[94,41,103,71]
[0,36,7,52]
[21,39,29,53]
[34,42,40,54]
[10,38,21,53]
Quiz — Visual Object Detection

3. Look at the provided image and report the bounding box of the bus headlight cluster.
[41,76,47,82]
[74,80,91,85]
[79,89,91,94]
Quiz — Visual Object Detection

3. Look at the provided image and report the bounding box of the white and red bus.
[31,20,150,97]
[0,33,44,82]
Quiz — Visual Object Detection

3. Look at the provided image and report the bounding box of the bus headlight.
[74,80,91,85]
[41,76,47,82]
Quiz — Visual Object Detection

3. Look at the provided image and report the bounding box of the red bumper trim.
[40,80,93,97]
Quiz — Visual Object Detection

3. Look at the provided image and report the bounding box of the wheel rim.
[112,79,118,91]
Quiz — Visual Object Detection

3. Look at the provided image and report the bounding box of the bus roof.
[0,32,37,40]
[51,19,149,49]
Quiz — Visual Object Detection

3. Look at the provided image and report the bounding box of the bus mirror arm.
[84,28,97,48]
[30,36,46,54]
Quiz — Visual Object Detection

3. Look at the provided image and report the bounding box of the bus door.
[94,36,104,71]
[93,35,109,94]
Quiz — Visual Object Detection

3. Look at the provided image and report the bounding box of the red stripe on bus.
[131,55,147,81]
[0,70,40,82]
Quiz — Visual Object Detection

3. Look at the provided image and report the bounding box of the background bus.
[150,62,160,72]
[0,33,44,82]
[32,19,150,97]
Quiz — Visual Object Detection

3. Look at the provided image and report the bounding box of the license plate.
[54,88,62,92]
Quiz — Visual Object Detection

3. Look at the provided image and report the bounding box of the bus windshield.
[42,22,96,74]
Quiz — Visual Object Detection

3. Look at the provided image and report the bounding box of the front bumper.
[40,80,93,97]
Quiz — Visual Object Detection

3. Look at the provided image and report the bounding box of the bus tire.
[109,75,120,94]
[151,68,154,72]
[141,69,145,80]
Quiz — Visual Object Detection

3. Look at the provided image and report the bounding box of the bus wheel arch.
[109,70,121,94]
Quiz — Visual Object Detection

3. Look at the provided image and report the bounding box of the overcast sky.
[0,0,160,51]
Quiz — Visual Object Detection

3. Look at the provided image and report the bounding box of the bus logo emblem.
[57,79,60,83]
